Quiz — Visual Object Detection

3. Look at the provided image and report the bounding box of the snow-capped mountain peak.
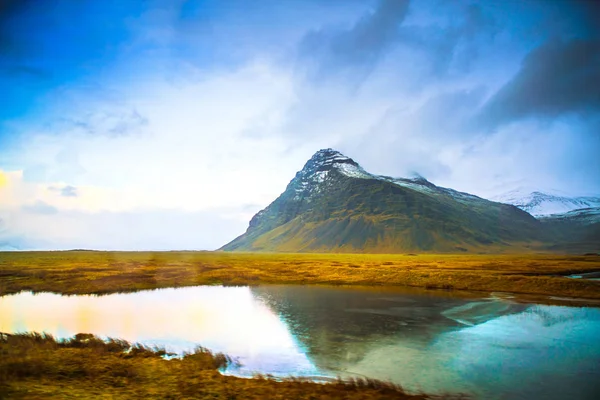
[288,149,490,207]
[492,188,600,217]
[304,148,372,178]
[299,148,435,186]
[539,207,600,225]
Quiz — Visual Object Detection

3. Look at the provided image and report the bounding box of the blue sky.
[1,0,599,250]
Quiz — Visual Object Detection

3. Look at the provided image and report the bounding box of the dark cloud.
[22,201,58,215]
[49,185,78,197]
[478,39,600,129]
[299,0,409,80]
[399,3,497,77]
[55,110,149,137]
[295,0,500,92]
[0,0,36,52]
[569,0,600,37]
[0,65,49,79]
[60,185,78,197]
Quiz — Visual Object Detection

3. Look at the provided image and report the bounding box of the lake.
[1,285,599,399]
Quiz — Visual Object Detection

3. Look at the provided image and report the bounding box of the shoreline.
[3,282,600,308]
[0,332,433,400]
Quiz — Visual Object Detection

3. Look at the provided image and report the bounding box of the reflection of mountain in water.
[441,300,528,326]
[525,306,586,327]
[250,286,527,375]
[249,286,600,399]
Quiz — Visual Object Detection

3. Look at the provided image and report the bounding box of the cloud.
[0,0,34,52]
[0,170,254,250]
[22,200,58,215]
[297,0,501,88]
[48,185,78,197]
[298,0,409,81]
[440,115,600,196]
[478,39,600,129]
[398,2,498,78]
[3,208,247,251]
[338,87,484,178]
[0,62,312,226]
[46,110,150,138]
[0,65,49,79]
[569,0,600,37]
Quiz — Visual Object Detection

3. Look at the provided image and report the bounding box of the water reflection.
[250,286,531,396]
[1,285,599,399]
[0,287,317,377]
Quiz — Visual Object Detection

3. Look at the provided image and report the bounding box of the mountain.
[491,188,600,217]
[221,149,542,253]
[537,208,600,253]
[541,207,600,225]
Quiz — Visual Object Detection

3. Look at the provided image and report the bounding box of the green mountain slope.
[538,208,600,253]
[221,149,543,253]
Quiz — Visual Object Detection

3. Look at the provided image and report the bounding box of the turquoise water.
[1,285,599,399]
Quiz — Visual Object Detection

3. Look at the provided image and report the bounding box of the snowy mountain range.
[491,188,600,217]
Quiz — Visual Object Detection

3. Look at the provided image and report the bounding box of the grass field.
[0,332,439,400]
[1,251,599,300]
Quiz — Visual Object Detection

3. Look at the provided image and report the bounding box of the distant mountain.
[541,207,600,225]
[538,208,600,253]
[491,188,600,217]
[221,149,541,253]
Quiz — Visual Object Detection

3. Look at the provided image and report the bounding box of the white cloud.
[0,170,255,250]
[0,61,312,249]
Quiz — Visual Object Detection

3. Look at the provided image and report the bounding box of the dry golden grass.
[1,251,599,299]
[0,332,441,400]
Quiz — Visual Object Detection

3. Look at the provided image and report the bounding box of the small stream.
[567,271,600,280]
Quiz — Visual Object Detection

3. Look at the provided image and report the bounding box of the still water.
[1,285,599,399]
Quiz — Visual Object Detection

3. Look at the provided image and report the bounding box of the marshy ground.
[1,251,599,299]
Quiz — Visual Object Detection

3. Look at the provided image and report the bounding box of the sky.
[0,0,599,250]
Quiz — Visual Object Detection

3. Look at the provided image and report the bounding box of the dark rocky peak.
[283,149,370,201]
[302,148,359,172]
[288,149,368,187]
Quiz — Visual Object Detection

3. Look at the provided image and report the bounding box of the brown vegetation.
[0,251,599,300]
[0,332,439,399]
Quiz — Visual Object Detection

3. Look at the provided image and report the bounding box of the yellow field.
[1,251,599,300]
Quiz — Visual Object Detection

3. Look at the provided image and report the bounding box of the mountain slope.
[221,149,542,253]
[538,208,600,253]
[492,188,600,217]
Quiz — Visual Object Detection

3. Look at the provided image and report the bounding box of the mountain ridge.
[491,188,600,217]
[221,149,543,253]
